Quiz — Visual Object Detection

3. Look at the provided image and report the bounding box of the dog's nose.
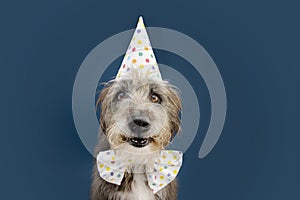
[132,119,150,128]
[128,117,151,134]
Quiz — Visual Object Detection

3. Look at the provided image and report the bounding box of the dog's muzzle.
[127,115,151,147]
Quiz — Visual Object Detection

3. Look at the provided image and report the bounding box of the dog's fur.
[90,70,182,200]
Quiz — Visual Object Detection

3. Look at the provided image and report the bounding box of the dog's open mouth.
[122,135,153,148]
[129,137,152,147]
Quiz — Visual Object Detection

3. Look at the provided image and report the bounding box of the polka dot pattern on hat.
[116,16,162,80]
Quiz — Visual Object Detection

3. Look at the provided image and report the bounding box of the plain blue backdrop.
[1,0,300,199]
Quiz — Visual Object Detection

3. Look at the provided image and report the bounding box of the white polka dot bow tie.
[96,150,183,193]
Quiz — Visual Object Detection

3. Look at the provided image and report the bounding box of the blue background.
[1,0,300,199]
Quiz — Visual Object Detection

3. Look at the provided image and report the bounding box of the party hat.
[116,16,162,80]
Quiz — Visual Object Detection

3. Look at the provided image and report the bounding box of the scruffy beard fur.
[90,70,182,200]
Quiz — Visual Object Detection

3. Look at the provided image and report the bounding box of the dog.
[90,70,182,200]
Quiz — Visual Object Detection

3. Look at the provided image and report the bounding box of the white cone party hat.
[116,16,162,81]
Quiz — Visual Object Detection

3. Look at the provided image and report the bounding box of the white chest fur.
[113,149,158,200]
[129,174,155,200]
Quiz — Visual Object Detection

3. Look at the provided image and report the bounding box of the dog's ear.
[96,84,111,134]
[167,86,182,138]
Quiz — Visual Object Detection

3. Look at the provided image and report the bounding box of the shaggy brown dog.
[90,71,182,200]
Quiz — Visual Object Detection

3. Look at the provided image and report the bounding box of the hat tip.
[138,16,144,23]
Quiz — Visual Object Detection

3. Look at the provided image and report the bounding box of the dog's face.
[97,71,181,154]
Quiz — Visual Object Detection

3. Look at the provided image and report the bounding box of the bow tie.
[96,150,183,193]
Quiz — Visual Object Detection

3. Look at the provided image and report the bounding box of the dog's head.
[97,70,181,154]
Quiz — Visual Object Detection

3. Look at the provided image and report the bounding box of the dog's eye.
[116,92,129,101]
[150,93,162,104]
